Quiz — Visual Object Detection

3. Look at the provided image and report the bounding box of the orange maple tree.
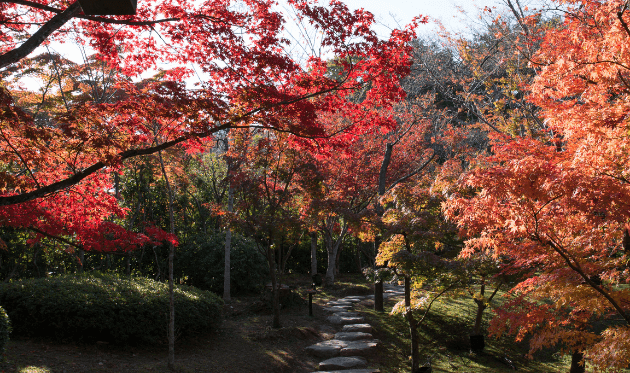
[445,0,630,370]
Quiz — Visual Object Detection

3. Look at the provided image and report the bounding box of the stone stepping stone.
[333,311,360,317]
[327,315,365,325]
[323,306,352,313]
[383,293,399,299]
[342,323,372,333]
[340,340,379,357]
[314,370,380,373]
[313,369,380,373]
[305,339,348,358]
[339,296,364,303]
[327,300,354,307]
[318,356,368,371]
[334,332,373,341]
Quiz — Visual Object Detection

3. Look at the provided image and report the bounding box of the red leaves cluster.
[0,0,421,253]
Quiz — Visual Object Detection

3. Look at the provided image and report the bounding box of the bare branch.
[0,1,81,69]
[7,0,179,26]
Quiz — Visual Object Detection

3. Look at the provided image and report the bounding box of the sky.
[339,0,500,37]
[25,0,507,89]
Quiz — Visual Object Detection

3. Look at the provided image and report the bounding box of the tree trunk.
[374,237,384,312]
[405,309,420,373]
[310,232,317,277]
[374,280,384,312]
[335,238,343,276]
[223,186,233,302]
[570,350,585,373]
[324,239,337,287]
[78,249,84,273]
[473,299,486,336]
[323,221,348,287]
[405,275,411,307]
[267,244,281,328]
[355,240,362,273]
[125,255,131,275]
[158,149,176,370]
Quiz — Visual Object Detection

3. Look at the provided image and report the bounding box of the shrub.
[177,233,268,295]
[0,272,222,345]
[0,306,10,357]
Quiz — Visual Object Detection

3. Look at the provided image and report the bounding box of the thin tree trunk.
[78,249,84,273]
[324,222,348,287]
[405,309,420,373]
[310,232,318,277]
[473,299,486,336]
[125,255,131,275]
[267,244,281,328]
[473,280,486,336]
[570,350,585,373]
[374,237,384,312]
[223,186,233,302]
[158,149,176,370]
[405,275,411,307]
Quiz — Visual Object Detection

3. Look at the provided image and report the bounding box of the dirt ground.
[0,295,332,373]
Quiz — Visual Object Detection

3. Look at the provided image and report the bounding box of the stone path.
[305,283,405,372]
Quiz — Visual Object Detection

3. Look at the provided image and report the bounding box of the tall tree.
[444,1,630,370]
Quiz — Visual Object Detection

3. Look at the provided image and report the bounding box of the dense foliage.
[4,0,630,371]
[177,233,268,295]
[0,273,222,345]
[0,306,10,358]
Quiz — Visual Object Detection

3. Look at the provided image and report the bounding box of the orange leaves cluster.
[444,1,630,368]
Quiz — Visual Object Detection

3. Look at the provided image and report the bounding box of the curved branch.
[0,124,226,206]
[0,1,82,69]
[7,0,180,26]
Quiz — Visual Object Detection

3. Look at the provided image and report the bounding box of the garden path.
[305,283,405,373]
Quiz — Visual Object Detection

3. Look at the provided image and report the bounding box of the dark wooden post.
[375,280,384,312]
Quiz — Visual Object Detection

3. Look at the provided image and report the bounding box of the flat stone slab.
[323,306,352,313]
[334,332,373,341]
[305,340,348,358]
[314,370,380,373]
[340,340,379,356]
[327,300,355,307]
[332,311,360,317]
[318,356,368,371]
[327,315,365,325]
[313,369,380,373]
[342,324,372,333]
[339,296,364,302]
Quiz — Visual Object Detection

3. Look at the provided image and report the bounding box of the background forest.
[1,0,630,372]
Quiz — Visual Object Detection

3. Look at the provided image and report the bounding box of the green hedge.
[177,233,268,295]
[0,306,10,357]
[0,273,222,345]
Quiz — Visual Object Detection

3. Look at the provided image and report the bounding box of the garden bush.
[177,233,268,295]
[0,306,10,357]
[0,272,222,345]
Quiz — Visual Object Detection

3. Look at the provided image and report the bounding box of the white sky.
[26,0,509,89]
[339,0,503,37]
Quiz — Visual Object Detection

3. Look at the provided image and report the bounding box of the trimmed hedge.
[0,273,222,345]
[177,233,268,295]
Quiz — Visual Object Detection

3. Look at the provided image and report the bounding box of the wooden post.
[375,280,384,312]
[309,292,313,316]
